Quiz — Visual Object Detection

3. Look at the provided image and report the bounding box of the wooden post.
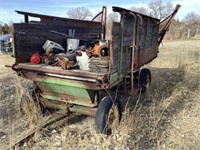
[196,28,199,36]
[24,15,29,23]
[187,29,190,39]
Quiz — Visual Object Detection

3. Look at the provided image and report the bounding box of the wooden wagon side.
[109,5,181,94]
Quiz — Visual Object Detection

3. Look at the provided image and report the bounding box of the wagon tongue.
[158,4,181,45]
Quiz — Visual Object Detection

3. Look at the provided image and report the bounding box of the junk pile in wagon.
[30,39,109,74]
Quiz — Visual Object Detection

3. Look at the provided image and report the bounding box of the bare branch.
[148,0,173,20]
[67,7,93,20]
[129,6,149,15]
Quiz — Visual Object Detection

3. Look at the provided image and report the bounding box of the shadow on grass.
[114,64,200,149]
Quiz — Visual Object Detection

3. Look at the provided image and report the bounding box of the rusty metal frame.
[40,97,97,116]
[13,64,104,79]
[91,6,107,40]
[19,72,107,90]
[129,12,137,95]
[159,4,181,45]
[41,92,98,107]
[119,11,125,80]
[136,14,143,68]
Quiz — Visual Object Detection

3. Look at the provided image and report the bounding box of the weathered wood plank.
[16,10,102,28]
[14,21,102,63]
[113,11,159,72]
[111,22,120,73]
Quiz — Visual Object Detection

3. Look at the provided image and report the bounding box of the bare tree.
[183,12,200,38]
[67,7,93,20]
[183,12,199,24]
[148,0,173,20]
[8,21,14,34]
[168,19,184,39]
[129,6,149,15]
[107,12,119,23]
[92,11,102,22]
[0,23,9,35]
[106,12,119,36]
[0,24,2,35]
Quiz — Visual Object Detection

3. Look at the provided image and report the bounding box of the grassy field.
[0,39,200,149]
[0,53,14,75]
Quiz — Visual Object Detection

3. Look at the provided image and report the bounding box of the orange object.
[93,44,109,57]
[30,53,41,64]
[93,44,101,56]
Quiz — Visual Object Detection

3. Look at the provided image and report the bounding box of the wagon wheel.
[139,68,151,94]
[95,96,122,135]
[19,83,44,116]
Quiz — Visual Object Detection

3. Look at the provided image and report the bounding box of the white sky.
[0,0,199,23]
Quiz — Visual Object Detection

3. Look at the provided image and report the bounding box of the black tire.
[95,96,122,135]
[139,68,151,93]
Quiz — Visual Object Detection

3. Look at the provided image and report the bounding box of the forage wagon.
[11,5,180,134]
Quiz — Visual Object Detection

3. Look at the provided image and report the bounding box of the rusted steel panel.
[40,98,97,116]
[69,105,96,116]
[13,63,106,79]
[22,73,103,88]
[41,92,98,107]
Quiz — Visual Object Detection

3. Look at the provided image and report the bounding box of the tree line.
[0,22,13,35]
[1,0,199,39]
[66,0,200,40]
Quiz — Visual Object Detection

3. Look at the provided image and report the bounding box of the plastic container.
[67,38,80,51]
[76,52,90,71]
[42,40,64,54]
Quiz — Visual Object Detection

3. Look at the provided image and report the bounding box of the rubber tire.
[95,96,122,135]
[139,68,151,93]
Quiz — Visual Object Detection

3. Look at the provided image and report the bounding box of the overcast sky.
[0,0,199,23]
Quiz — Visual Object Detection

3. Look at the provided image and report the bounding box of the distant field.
[0,53,14,75]
[150,39,200,68]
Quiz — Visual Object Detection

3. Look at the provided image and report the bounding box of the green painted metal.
[40,98,96,116]
[110,71,120,85]
[33,77,99,108]
[69,105,96,117]
[35,77,91,89]
[41,99,66,110]
[35,81,94,99]
[41,94,97,107]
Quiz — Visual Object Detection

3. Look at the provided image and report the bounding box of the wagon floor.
[15,63,104,78]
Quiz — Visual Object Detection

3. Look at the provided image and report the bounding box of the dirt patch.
[0,40,200,149]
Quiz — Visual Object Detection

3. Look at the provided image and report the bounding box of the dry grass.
[15,76,43,126]
[0,52,14,75]
[0,40,200,149]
